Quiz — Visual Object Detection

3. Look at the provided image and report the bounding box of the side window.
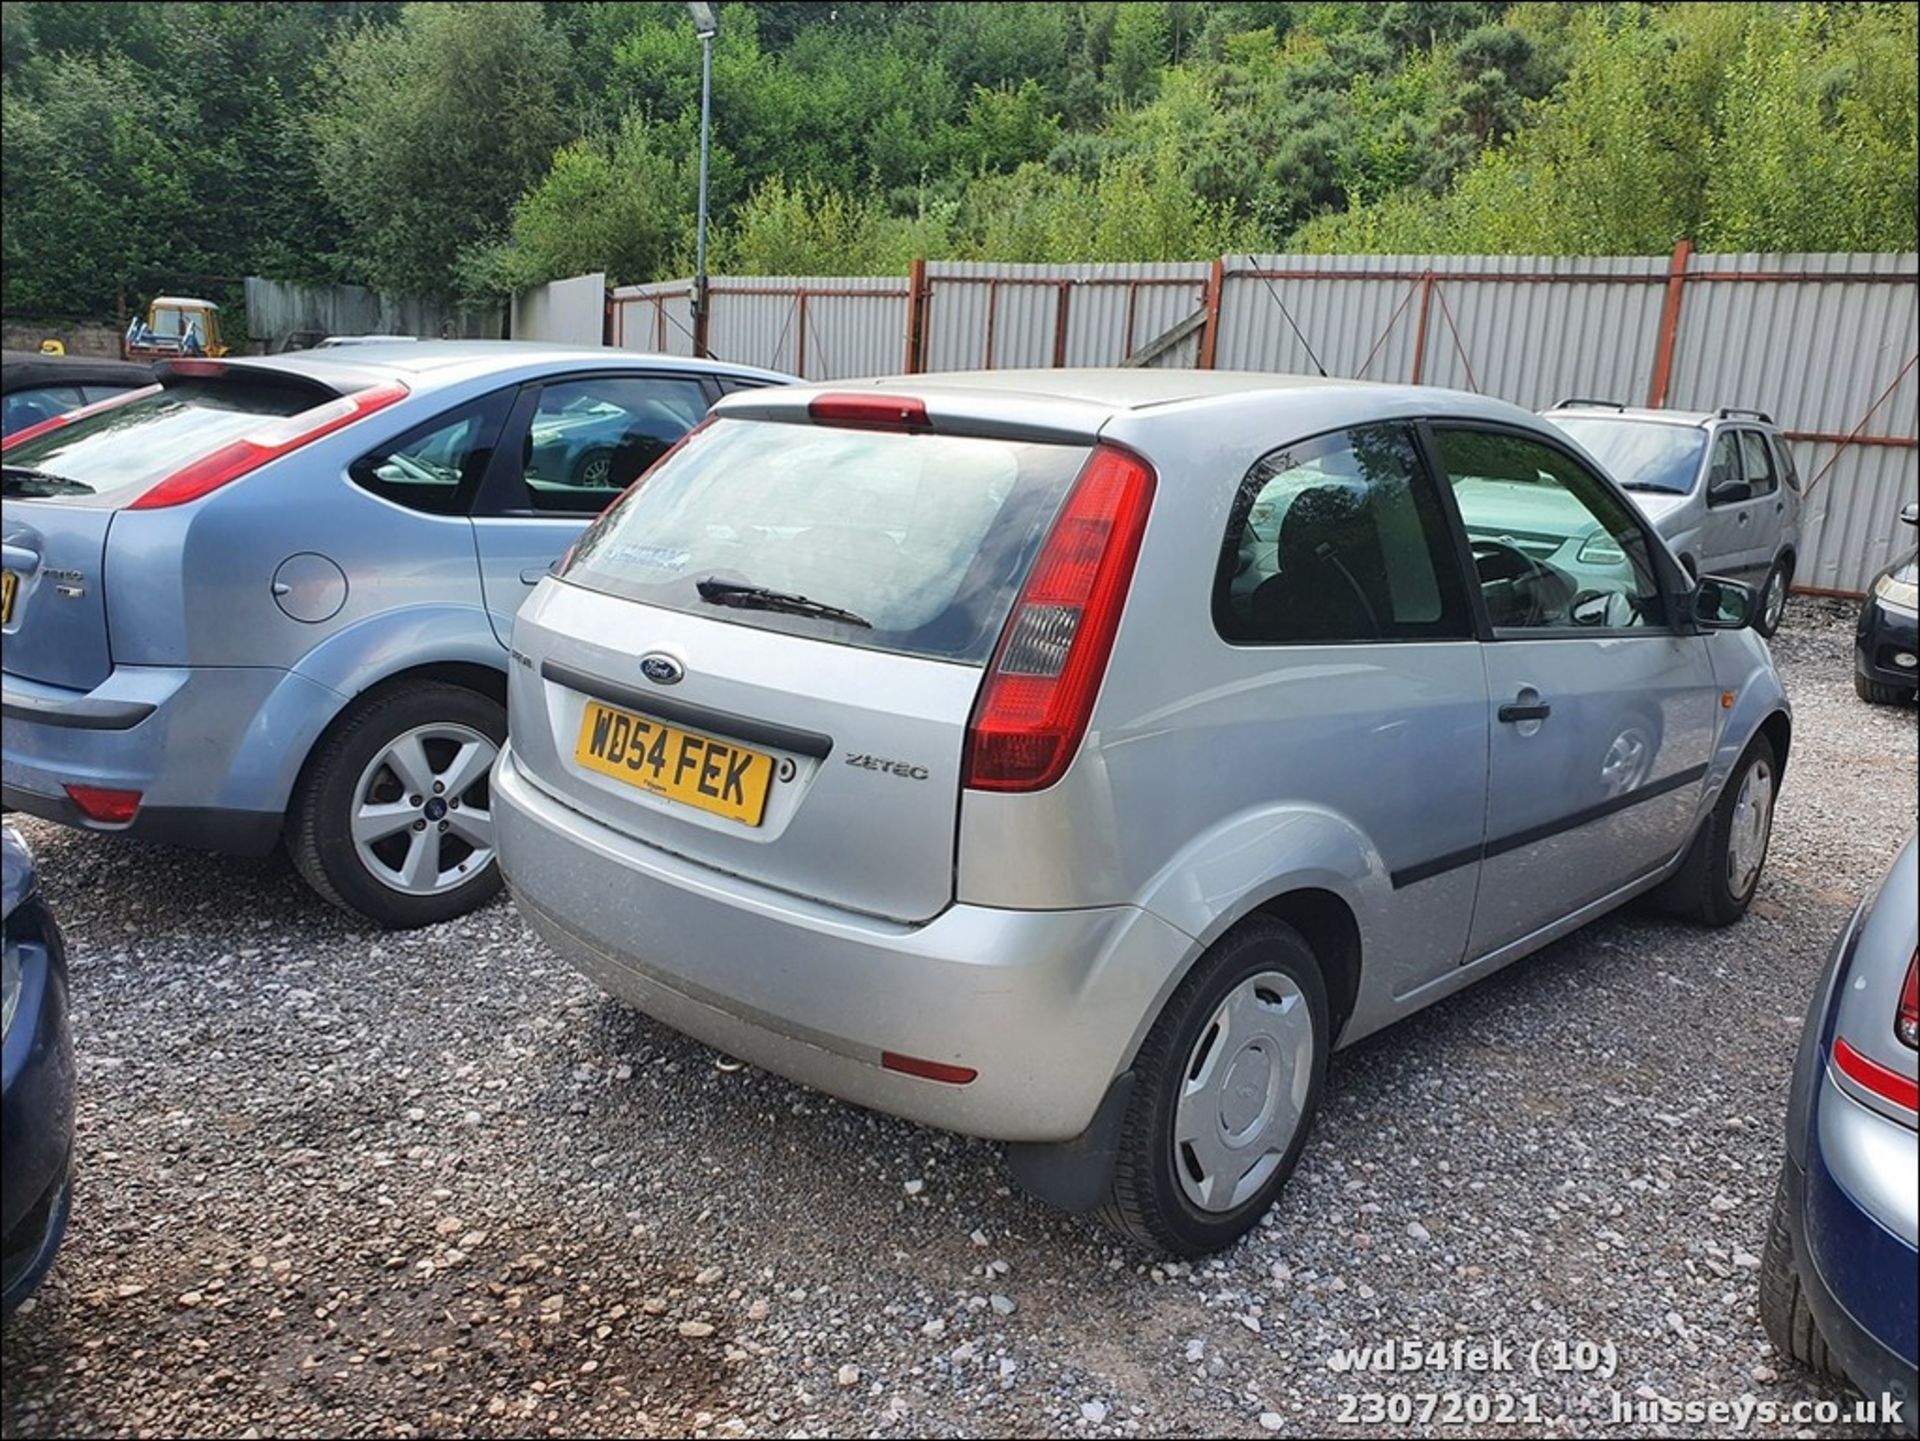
[1432,426,1668,633]
[80,383,138,406]
[1771,434,1803,493]
[1214,424,1472,643]
[1706,433,1740,498]
[517,375,710,514]
[1739,430,1778,496]
[349,394,508,516]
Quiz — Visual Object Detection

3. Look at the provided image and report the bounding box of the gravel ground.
[3,601,1915,1440]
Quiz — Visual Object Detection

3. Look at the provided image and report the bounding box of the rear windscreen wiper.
[696,577,873,629]
[1,465,93,497]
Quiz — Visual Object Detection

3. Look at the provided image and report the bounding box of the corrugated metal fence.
[589,250,1918,592]
[244,277,503,350]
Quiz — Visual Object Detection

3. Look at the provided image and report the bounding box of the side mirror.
[1901,501,1918,527]
[1708,478,1753,506]
[1693,575,1757,630]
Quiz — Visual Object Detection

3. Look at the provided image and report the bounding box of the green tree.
[309,1,571,295]
[464,114,696,292]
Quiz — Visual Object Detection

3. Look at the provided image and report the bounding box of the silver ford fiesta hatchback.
[494,370,1792,1254]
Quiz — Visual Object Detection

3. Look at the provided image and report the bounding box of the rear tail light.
[1899,952,1918,1050]
[808,393,931,432]
[127,380,409,510]
[63,784,142,825]
[1833,1036,1919,1113]
[1,383,162,452]
[963,444,1156,792]
[881,1051,978,1085]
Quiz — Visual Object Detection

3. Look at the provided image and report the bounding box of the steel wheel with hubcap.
[289,681,508,929]
[1726,754,1774,899]
[1098,916,1330,1255]
[1174,971,1316,1214]
[1652,732,1779,928]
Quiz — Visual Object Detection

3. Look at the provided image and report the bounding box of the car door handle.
[1498,701,1552,723]
[520,567,548,585]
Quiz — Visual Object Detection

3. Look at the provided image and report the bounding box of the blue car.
[1764,834,1918,1430]
[1,343,790,928]
[2,825,74,1315]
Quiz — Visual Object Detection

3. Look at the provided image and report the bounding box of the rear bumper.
[0,664,332,856]
[1856,597,1919,693]
[2,894,75,1315]
[1784,1079,1919,1421]
[494,746,1192,1143]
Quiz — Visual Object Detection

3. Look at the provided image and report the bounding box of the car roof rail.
[1550,396,1626,410]
[1715,406,1774,424]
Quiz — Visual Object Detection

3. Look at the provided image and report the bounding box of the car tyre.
[1753,557,1792,638]
[572,447,615,488]
[1758,1166,1839,1380]
[1653,732,1777,927]
[1854,671,1909,705]
[288,682,506,929]
[1096,916,1329,1256]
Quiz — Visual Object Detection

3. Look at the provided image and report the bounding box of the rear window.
[562,417,1090,664]
[2,376,327,501]
[1550,417,1707,495]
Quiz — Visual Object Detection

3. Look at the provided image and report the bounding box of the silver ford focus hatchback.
[494,371,1792,1254]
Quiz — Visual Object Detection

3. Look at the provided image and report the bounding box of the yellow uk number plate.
[573,700,774,826]
[0,571,16,626]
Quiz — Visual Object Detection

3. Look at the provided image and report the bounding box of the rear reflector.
[881,1051,978,1086]
[0,383,162,452]
[1833,1036,1919,1113]
[128,380,409,510]
[63,784,142,825]
[963,443,1156,792]
[807,393,931,432]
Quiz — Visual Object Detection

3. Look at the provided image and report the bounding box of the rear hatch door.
[507,410,1092,923]
[1,367,346,691]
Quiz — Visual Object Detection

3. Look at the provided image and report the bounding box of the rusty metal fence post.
[1646,239,1693,408]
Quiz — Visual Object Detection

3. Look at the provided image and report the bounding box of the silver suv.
[495,372,1792,1254]
[1542,401,1805,637]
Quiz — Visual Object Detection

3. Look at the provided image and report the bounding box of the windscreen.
[2,376,330,501]
[561,417,1091,664]
[1552,417,1708,495]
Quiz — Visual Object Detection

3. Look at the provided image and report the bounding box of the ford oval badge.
[639,652,684,686]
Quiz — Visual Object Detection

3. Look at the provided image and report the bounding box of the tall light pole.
[687,2,718,357]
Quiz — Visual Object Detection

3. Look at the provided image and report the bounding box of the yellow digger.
[123,295,228,361]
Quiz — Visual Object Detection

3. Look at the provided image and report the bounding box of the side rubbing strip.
[1389,763,1711,890]
[540,660,833,760]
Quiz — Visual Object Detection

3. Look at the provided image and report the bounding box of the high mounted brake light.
[128,380,409,510]
[1,383,162,452]
[807,393,932,432]
[963,443,1156,792]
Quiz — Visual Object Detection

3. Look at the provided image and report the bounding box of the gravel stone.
[0,604,1908,1438]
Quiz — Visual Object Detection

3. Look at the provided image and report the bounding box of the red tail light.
[63,784,142,825]
[128,380,409,511]
[1898,953,1918,1050]
[1,383,162,452]
[808,393,931,432]
[1834,1036,1919,1113]
[963,444,1156,792]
